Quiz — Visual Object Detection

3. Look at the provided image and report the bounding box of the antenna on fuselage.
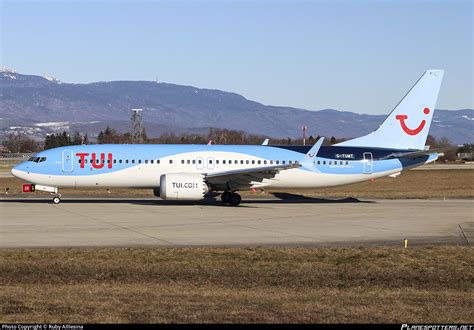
[131,108,144,144]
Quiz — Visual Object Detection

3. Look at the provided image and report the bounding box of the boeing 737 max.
[12,70,445,206]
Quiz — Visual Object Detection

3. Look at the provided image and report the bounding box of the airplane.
[12,70,445,206]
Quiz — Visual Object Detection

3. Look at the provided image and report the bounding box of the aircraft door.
[363,152,373,174]
[62,150,74,172]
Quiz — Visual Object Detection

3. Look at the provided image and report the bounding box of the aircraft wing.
[204,163,300,190]
[204,137,322,190]
[381,146,454,160]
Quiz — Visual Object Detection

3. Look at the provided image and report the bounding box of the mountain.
[1,68,473,144]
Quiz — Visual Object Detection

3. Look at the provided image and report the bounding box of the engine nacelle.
[159,173,209,200]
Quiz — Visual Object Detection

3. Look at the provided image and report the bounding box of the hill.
[1,68,472,144]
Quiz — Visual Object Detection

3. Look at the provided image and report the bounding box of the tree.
[2,133,38,153]
[44,132,72,150]
[97,126,122,144]
[71,131,89,145]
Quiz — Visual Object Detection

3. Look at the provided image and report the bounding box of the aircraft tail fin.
[336,70,444,150]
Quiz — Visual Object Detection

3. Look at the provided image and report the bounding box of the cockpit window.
[28,157,46,163]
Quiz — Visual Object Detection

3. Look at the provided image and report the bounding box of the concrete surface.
[1,196,472,248]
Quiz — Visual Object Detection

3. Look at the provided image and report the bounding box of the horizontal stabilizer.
[381,146,454,160]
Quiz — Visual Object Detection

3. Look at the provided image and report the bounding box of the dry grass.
[1,169,473,199]
[1,247,472,323]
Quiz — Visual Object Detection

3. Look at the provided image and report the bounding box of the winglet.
[302,137,325,164]
[262,138,269,146]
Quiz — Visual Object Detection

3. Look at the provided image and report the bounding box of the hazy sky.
[1,0,473,114]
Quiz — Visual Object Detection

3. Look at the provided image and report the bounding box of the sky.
[1,0,473,114]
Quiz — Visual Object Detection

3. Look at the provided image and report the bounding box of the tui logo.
[395,108,430,136]
[76,153,113,169]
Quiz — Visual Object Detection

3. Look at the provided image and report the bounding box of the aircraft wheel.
[52,196,61,204]
[229,193,241,206]
[221,191,232,203]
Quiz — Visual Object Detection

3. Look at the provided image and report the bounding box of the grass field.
[1,169,473,199]
[0,247,472,323]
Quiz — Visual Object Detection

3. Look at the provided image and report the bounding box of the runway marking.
[458,224,471,246]
[51,204,178,246]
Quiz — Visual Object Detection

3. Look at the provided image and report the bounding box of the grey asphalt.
[1,196,472,248]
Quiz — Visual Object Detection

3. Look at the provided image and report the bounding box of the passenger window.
[252,160,255,165]
[139,160,142,164]
[157,160,160,164]
[187,160,190,164]
[223,160,226,164]
[264,160,267,164]
[113,160,116,164]
[78,159,82,164]
[198,160,202,164]
[346,161,349,165]
[270,160,273,164]
[169,160,173,164]
[282,160,286,165]
[126,160,129,164]
[181,160,185,164]
[209,159,213,164]
[323,161,326,165]
[132,160,135,164]
[107,159,111,164]
[151,160,154,164]
[317,161,321,165]
[192,160,196,164]
[276,160,279,165]
[145,160,148,164]
[329,161,332,165]
[240,160,244,164]
[119,160,122,164]
[289,160,292,164]
[246,160,249,164]
[258,160,261,165]
[216,160,219,164]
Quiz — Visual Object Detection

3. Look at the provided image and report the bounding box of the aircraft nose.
[11,166,28,180]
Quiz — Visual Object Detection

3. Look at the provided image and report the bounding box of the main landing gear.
[221,191,242,206]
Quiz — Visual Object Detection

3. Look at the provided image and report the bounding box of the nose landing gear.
[52,194,62,204]
[221,191,241,206]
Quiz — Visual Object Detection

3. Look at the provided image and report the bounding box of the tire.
[53,196,61,204]
[229,193,241,206]
[221,191,232,203]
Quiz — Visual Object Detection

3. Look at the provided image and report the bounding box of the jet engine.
[159,173,209,200]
